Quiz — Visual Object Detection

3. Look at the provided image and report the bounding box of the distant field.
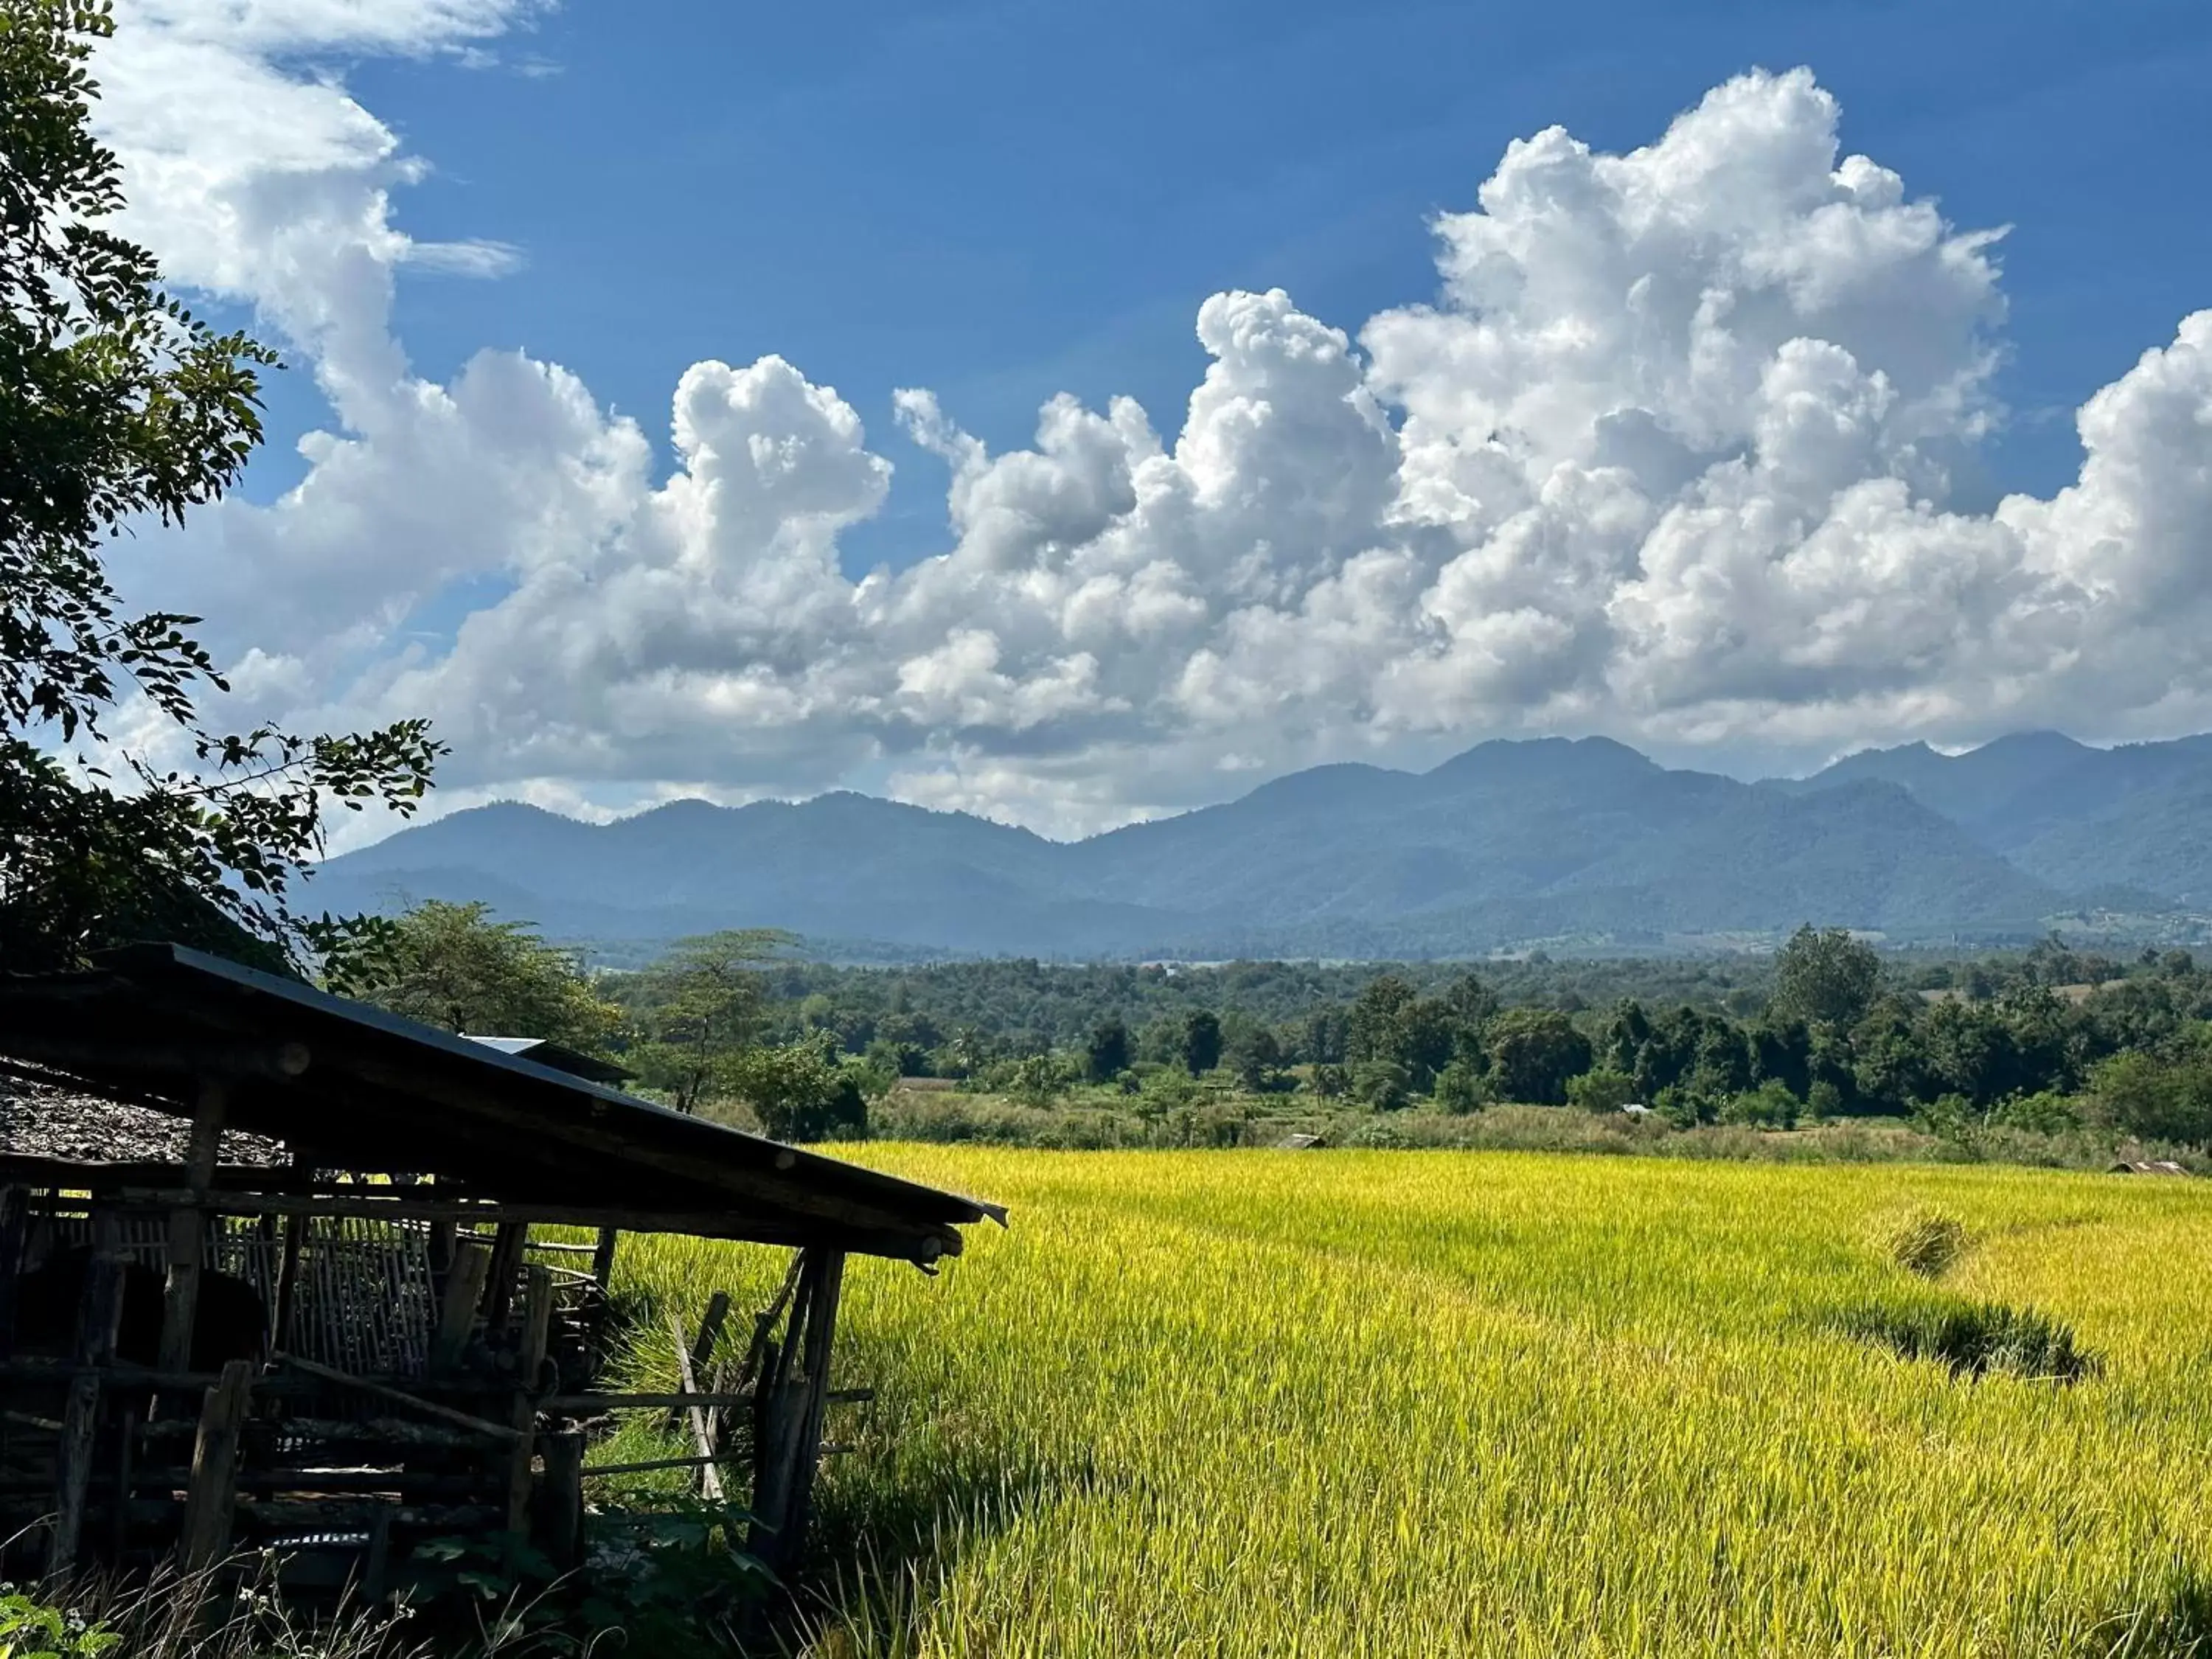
[613,1151,2212,1658]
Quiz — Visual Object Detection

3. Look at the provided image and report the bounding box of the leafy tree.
[1300,1005,1349,1065]
[1483,1008,1592,1105]
[1350,1058,1412,1111]
[1180,1009,1222,1077]
[1770,925,1882,1029]
[1346,975,1418,1065]
[723,1034,868,1142]
[1085,1015,1132,1083]
[1601,998,1652,1074]
[1225,1023,1285,1092]
[0,1,442,976]
[1921,998,2020,1108]
[627,929,793,1113]
[1747,1016,1811,1099]
[349,901,619,1051]
[1440,972,1498,1032]
[2088,1045,2212,1147]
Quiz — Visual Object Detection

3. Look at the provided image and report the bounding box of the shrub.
[1566,1066,1636,1114]
[1719,1079,1799,1130]
[1986,1089,2081,1135]
[1431,1057,1486,1115]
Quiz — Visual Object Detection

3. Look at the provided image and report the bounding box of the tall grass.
[617,1150,2212,1658]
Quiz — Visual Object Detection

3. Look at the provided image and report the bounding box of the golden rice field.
[612,1150,2212,1658]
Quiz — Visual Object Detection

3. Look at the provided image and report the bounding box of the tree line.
[334,902,2212,1151]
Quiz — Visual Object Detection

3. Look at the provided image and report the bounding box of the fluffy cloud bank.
[97,9,2212,838]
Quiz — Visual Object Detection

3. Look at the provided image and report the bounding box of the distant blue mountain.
[303,731,2174,959]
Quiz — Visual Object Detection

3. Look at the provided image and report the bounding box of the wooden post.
[481,1222,529,1336]
[157,1079,228,1382]
[502,1266,554,1548]
[532,1431,584,1571]
[782,1249,845,1555]
[584,1226,619,1374]
[0,1184,29,1362]
[48,1220,125,1579]
[431,1242,493,1377]
[362,1504,394,1609]
[176,1359,255,1571]
[745,1246,843,1571]
[269,1212,305,1358]
[428,1218,458,1277]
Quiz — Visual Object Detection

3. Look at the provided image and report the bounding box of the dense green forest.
[344,903,2212,1161]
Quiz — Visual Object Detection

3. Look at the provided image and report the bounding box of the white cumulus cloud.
[90,16,2212,840]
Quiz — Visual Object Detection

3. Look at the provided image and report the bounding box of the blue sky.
[105,0,2212,836]
[299,0,2212,563]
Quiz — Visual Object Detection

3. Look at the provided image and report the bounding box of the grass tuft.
[1882,1208,1970,1276]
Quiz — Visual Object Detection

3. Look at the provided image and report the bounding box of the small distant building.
[2109,1159,2191,1176]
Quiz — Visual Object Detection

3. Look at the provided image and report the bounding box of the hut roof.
[0,943,1001,1263]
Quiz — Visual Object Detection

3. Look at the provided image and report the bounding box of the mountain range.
[307,731,2212,960]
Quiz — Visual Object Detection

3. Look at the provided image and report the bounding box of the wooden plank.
[156,1079,228,1382]
[175,1359,255,1571]
[430,1242,492,1377]
[669,1313,723,1503]
[273,1352,518,1443]
[503,1267,554,1545]
[664,1292,731,1432]
[46,1233,124,1578]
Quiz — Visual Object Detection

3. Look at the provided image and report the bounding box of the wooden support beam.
[0,1037,310,1084]
[156,1079,227,1385]
[584,1227,619,1375]
[583,1450,745,1479]
[0,1185,29,1363]
[92,1189,960,1263]
[46,1221,124,1579]
[176,1359,254,1571]
[746,1247,841,1570]
[481,1223,529,1336]
[274,1352,518,1444]
[782,1248,846,1557]
[430,1242,492,1377]
[503,1267,554,1549]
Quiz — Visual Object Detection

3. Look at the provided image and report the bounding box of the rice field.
[611,1150,2212,1658]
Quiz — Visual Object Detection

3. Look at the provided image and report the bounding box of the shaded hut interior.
[0,943,1001,1597]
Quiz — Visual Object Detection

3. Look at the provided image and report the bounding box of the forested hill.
[309,732,2212,959]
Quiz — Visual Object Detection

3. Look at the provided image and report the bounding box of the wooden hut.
[0,942,1001,1596]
